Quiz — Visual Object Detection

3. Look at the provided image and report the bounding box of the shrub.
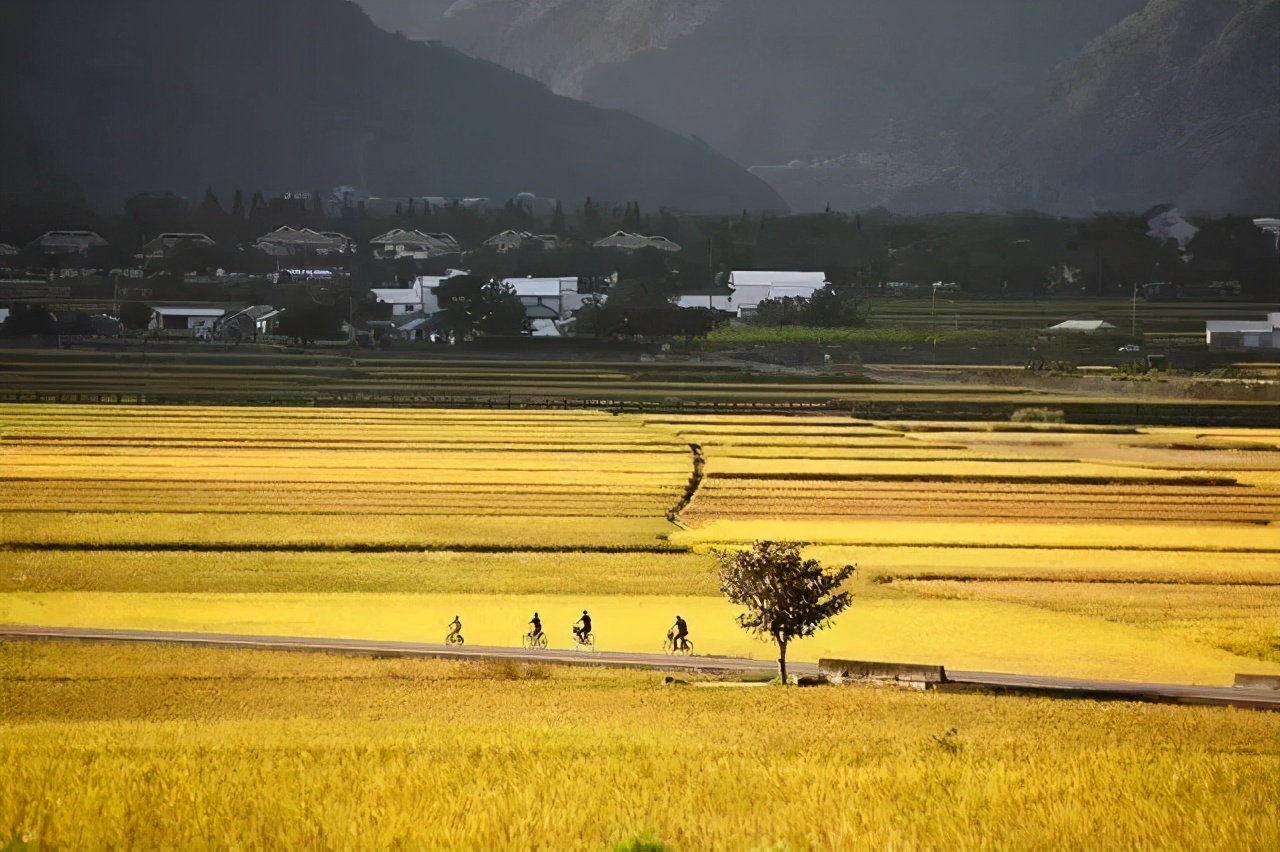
[614,831,666,851]
[1010,407,1066,424]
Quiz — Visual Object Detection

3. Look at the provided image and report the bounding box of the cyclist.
[446,615,462,643]
[528,612,542,642]
[669,615,689,652]
[574,610,592,645]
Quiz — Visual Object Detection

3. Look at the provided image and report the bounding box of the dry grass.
[2,643,1278,851]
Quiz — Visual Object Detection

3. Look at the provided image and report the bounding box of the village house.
[483,231,564,253]
[27,230,110,257]
[370,229,460,260]
[254,227,352,257]
[593,232,682,253]
[139,233,216,260]
[681,271,827,317]
[147,304,229,333]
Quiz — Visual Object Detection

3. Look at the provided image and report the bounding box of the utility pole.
[1131,284,1138,338]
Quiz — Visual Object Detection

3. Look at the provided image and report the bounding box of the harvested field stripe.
[707,472,1244,487]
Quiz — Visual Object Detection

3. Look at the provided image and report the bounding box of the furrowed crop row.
[695,480,1265,497]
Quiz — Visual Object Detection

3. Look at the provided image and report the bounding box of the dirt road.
[3,625,1277,711]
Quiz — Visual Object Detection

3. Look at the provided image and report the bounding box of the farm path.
[4,624,1277,711]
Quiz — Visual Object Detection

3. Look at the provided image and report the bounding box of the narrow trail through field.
[3,625,1277,711]
[667,443,705,525]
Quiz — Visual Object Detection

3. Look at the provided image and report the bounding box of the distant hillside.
[357,0,1277,215]
[995,0,1280,214]
[358,0,720,98]
[355,0,1142,165]
[0,0,786,213]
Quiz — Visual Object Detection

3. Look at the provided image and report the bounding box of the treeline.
[2,195,1277,301]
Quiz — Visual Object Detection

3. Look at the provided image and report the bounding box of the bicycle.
[571,630,595,652]
[663,635,694,656]
[445,632,465,646]
[522,631,548,650]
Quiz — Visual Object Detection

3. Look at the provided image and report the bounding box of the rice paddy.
[3,402,1280,849]
[4,643,1278,851]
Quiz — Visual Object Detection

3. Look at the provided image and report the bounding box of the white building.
[502,277,599,319]
[1206,314,1280,350]
[675,272,829,316]
[371,270,469,317]
[148,305,227,332]
[1045,320,1119,334]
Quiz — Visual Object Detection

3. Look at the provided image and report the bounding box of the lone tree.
[715,541,855,682]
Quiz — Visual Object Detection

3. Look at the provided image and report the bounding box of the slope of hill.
[0,0,786,213]
[355,0,1142,165]
[358,0,721,97]
[995,0,1280,214]
[356,0,1277,215]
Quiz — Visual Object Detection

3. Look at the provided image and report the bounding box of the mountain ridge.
[355,0,1278,215]
[0,0,786,213]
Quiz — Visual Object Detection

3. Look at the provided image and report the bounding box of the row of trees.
[4,195,1276,303]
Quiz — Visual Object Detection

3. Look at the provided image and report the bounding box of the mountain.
[357,0,721,98]
[354,0,1278,215]
[0,0,786,213]
[354,0,1144,165]
[993,0,1280,215]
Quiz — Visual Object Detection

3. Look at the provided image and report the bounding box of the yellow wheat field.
[672,519,1280,552]
[804,545,1280,584]
[2,644,1278,851]
[898,580,1280,664]
[0,550,722,596]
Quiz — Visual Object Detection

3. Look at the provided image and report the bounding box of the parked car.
[1118,344,1142,353]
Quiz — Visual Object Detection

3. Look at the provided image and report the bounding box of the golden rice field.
[4,405,1280,848]
[3,643,1279,851]
[2,405,1279,676]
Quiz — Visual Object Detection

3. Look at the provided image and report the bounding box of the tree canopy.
[715,541,855,682]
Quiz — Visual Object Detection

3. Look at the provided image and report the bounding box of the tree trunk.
[777,638,788,683]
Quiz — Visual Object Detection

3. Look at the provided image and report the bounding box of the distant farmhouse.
[27,230,109,257]
[1206,314,1280,351]
[678,271,827,317]
[254,227,352,257]
[139,233,215,260]
[371,229,461,261]
[370,271,600,339]
[501,278,594,320]
[593,232,682,253]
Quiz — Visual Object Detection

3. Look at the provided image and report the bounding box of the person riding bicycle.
[528,612,542,641]
[669,615,689,652]
[574,610,592,644]
[447,615,462,643]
